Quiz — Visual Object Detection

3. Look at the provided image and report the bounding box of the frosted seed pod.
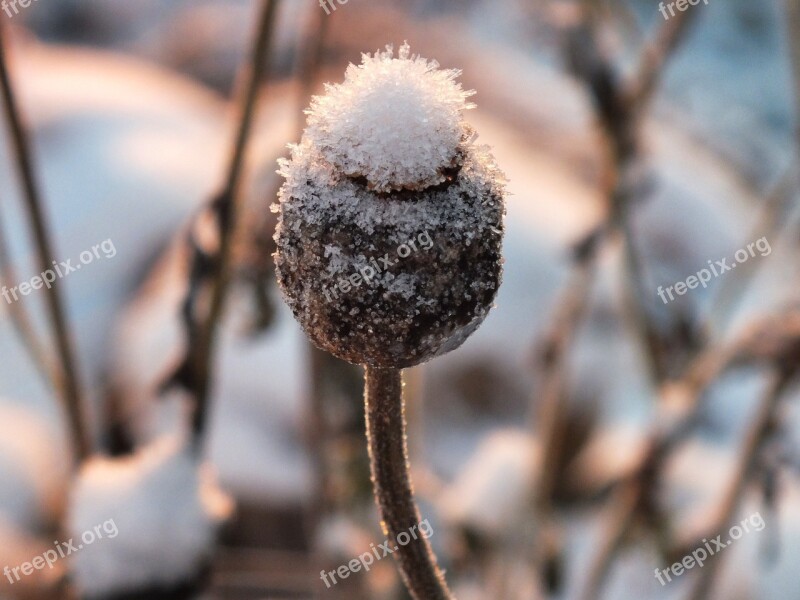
[274,43,506,368]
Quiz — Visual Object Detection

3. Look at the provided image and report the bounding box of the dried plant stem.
[685,369,792,600]
[578,479,641,600]
[626,7,698,108]
[296,2,330,133]
[576,323,761,600]
[364,366,453,600]
[788,0,800,133]
[706,166,798,337]
[0,207,57,386]
[0,25,89,462]
[533,253,598,514]
[188,0,279,447]
[617,190,668,384]
[566,10,701,597]
[705,0,800,335]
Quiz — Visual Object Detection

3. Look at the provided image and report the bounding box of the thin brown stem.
[296,2,330,133]
[575,320,770,600]
[364,366,453,600]
[0,205,58,387]
[577,480,641,600]
[788,0,800,139]
[685,370,792,600]
[706,166,798,338]
[626,6,698,109]
[189,0,279,448]
[617,195,668,384]
[0,24,89,462]
[533,253,599,514]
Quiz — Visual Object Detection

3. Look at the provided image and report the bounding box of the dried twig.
[0,205,57,387]
[530,4,696,579]
[558,8,701,598]
[706,165,799,338]
[577,308,800,600]
[625,6,699,109]
[0,24,89,462]
[296,3,330,133]
[532,239,602,516]
[685,369,794,600]
[164,0,280,452]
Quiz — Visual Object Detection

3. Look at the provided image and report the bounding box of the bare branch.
[0,24,90,462]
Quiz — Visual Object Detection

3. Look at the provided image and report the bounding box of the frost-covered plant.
[274,43,506,599]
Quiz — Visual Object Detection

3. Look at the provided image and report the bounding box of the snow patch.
[67,435,234,597]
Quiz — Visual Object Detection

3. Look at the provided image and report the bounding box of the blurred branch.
[577,368,710,600]
[0,204,58,388]
[626,7,698,109]
[163,0,280,452]
[706,164,800,337]
[704,0,800,337]
[532,234,602,514]
[556,6,700,598]
[535,0,695,507]
[788,0,800,137]
[0,24,90,463]
[685,369,794,600]
[294,5,334,576]
[578,309,800,600]
[526,223,603,597]
[296,3,330,133]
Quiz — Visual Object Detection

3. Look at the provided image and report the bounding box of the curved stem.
[364,366,453,600]
[0,24,89,462]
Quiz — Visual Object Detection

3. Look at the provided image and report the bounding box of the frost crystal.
[304,42,475,193]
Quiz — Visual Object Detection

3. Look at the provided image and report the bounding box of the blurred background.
[0,0,798,599]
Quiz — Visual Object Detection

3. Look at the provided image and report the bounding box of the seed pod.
[274,43,506,367]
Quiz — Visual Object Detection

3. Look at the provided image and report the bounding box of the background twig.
[0,202,57,387]
[164,0,280,452]
[686,369,794,600]
[0,23,89,462]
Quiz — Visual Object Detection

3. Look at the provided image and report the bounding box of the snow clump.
[67,434,234,597]
[304,42,476,193]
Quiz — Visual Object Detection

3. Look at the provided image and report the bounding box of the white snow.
[303,42,475,192]
[67,434,234,597]
[438,428,536,537]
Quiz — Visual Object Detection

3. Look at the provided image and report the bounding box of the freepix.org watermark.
[654,512,765,586]
[1,0,39,19]
[1,238,117,305]
[319,0,348,16]
[656,236,771,305]
[320,519,435,589]
[658,0,710,21]
[322,231,434,303]
[4,519,119,585]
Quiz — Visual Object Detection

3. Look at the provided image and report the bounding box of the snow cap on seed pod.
[274,42,506,368]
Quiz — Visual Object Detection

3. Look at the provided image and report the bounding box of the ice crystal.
[304,42,475,193]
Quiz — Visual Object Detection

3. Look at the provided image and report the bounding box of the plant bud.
[274,43,506,367]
